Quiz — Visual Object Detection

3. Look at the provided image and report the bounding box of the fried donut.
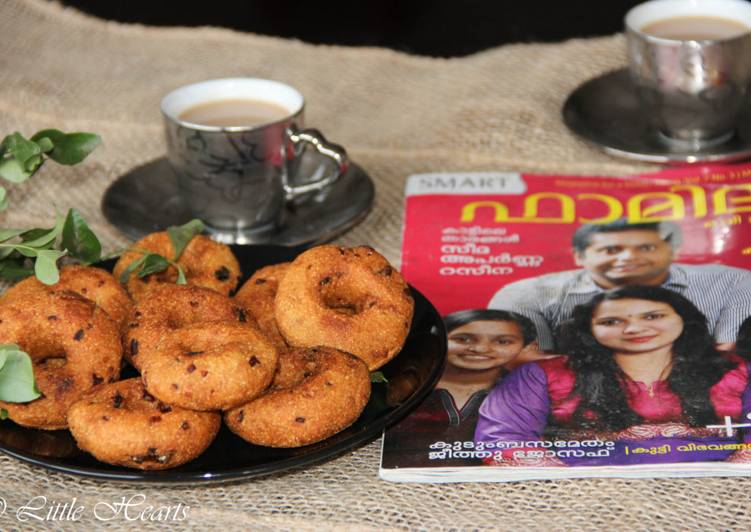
[233,263,290,350]
[2,265,132,331]
[0,291,122,430]
[274,245,414,370]
[113,232,241,299]
[139,322,278,411]
[123,283,250,369]
[68,379,220,470]
[225,347,370,447]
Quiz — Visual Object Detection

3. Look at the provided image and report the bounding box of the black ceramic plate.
[0,245,446,483]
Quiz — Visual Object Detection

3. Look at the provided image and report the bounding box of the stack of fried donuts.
[0,232,414,470]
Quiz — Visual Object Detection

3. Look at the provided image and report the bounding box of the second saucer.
[562,68,751,164]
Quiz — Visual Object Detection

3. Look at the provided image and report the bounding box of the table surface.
[0,1,748,530]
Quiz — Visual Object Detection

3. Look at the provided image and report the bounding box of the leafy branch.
[0,130,100,211]
[118,219,205,285]
[0,208,102,285]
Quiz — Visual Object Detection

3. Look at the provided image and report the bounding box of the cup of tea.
[625,0,751,149]
[160,78,348,243]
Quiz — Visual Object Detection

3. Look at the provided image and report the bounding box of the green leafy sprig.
[0,130,101,211]
[0,208,102,285]
[119,219,205,285]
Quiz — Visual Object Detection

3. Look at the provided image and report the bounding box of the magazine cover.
[381,164,751,482]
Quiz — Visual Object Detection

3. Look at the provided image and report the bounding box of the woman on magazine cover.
[474,286,751,466]
[382,309,537,468]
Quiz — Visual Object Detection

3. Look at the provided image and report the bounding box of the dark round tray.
[0,244,447,483]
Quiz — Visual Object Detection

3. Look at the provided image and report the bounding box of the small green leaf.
[137,253,171,277]
[370,371,388,383]
[167,219,205,260]
[24,154,42,173]
[43,132,101,165]
[0,229,26,243]
[34,249,66,285]
[0,158,31,183]
[30,129,65,144]
[62,208,101,264]
[176,264,187,285]
[2,133,41,169]
[21,214,64,249]
[118,254,148,284]
[0,408,7,420]
[0,346,41,402]
[35,137,54,153]
[0,258,34,280]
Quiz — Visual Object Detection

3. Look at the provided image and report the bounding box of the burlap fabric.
[0,1,747,530]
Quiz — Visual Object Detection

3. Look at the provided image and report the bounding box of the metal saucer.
[102,157,374,247]
[562,68,751,164]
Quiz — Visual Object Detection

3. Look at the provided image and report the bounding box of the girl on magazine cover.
[475,286,751,466]
[382,309,537,468]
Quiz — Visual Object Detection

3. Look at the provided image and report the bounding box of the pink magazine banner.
[401,163,751,315]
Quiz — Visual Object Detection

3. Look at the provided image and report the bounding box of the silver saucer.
[102,158,374,246]
[562,68,751,164]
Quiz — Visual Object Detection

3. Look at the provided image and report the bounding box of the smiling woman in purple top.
[475,286,751,466]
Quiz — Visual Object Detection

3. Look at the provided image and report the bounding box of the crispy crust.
[2,265,133,332]
[113,233,241,299]
[274,245,414,370]
[123,284,249,369]
[139,322,278,411]
[233,263,290,350]
[68,379,220,470]
[225,347,371,447]
[0,291,122,430]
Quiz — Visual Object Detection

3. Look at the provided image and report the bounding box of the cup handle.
[283,127,349,200]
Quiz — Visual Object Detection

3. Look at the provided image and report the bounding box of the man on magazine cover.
[487,219,751,352]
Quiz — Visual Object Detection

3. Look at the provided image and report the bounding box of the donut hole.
[318,280,373,316]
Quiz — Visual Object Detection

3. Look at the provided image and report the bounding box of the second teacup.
[625,0,751,149]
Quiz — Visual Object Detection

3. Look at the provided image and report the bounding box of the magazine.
[380,163,751,482]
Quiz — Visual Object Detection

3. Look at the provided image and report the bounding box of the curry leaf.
[0,158,30,183]
[2,133,41,170]
[34,249,66,285]
[0,258,34,280]
[370,371,388,383]
[176,264,187,285]
[62,208,101,264]
[167,218,205,260]
[31,130,102,166]
[118,254,148,284]
[0,345,41,402]
[137,253,171,277]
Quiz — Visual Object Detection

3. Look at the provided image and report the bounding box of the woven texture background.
[1,1,749,530]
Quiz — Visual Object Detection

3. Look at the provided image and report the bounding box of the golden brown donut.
[68,378,220,470]
[224,347,371,447]
[123,283,250,369]
[2,265,133,332]
[113,232,241,299]
[233,263,289,350]
[139,322,279,411]
[0,291,122,430]
[274,245,414,370]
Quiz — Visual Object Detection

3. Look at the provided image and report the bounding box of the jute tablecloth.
[0,1,747,530]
